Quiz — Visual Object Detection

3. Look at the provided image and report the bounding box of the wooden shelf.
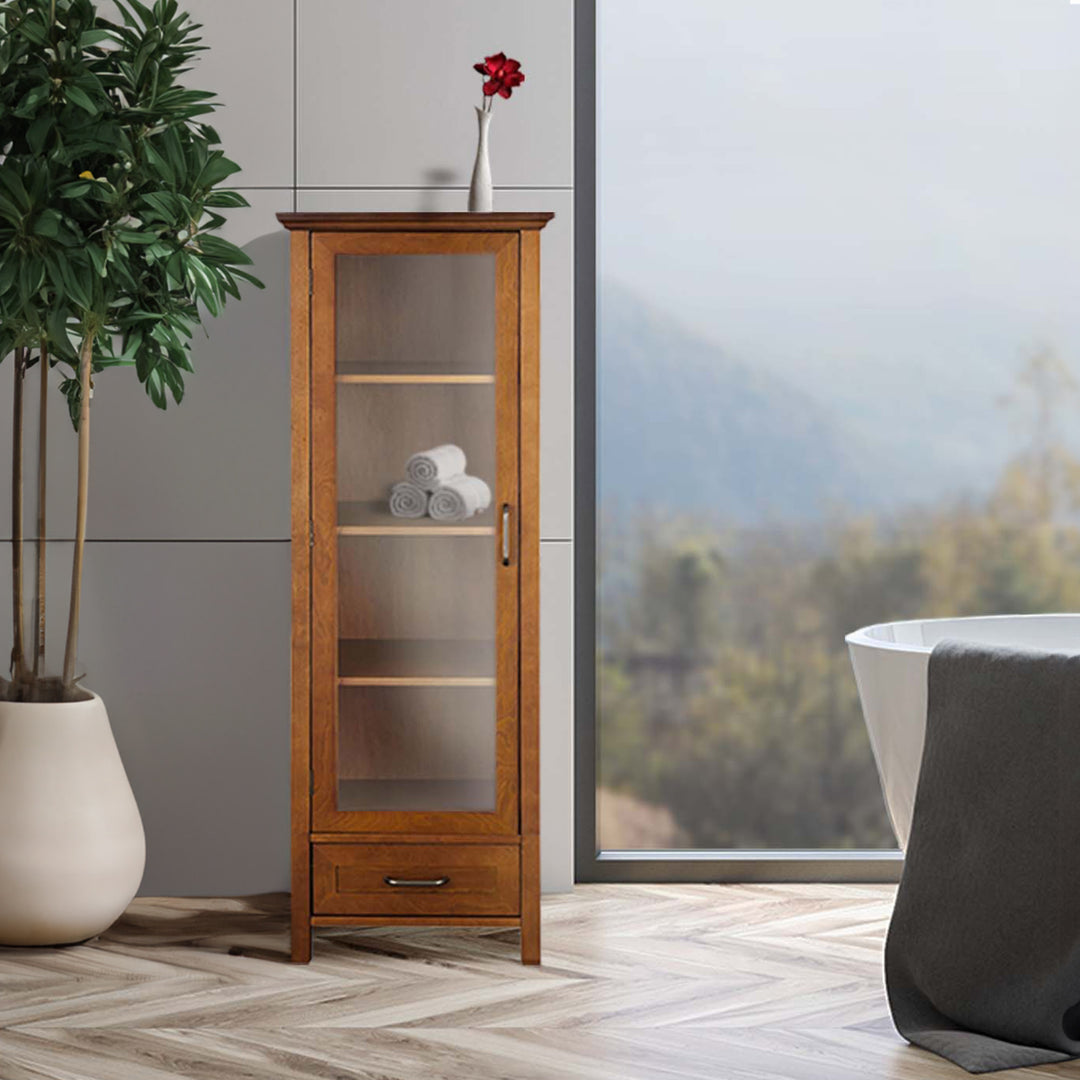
[338,639,495,687]
[337,779,495,813]
[337,501,495,536]
[337,361,493,385]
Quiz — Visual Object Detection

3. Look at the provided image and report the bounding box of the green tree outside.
[598,349,1080,850]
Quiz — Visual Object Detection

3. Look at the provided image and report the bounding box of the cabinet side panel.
[290,229,313,962]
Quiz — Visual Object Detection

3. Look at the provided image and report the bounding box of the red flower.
[473,52,525,100]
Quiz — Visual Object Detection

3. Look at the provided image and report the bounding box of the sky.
[597,0,1080,499]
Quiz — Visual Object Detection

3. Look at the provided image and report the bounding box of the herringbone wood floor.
[2,884,1078,1079]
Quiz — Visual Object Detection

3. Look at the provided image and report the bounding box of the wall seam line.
[292,0,299,210]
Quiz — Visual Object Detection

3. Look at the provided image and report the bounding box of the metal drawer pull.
[502,503,512,566]
[383,875,450,888]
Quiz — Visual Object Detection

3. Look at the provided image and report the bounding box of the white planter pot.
[0,692,145,946]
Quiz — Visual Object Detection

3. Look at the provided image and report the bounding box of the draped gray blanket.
[885,640,1080,1073]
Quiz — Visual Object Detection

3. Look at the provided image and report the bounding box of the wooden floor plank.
[2,885,1079,1079]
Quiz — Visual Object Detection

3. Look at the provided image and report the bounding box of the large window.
[582,0,1080,871]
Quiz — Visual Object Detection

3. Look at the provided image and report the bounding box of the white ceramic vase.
[468,106,493,212]
[0,692,145,946]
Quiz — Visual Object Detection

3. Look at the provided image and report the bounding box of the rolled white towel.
[388,481,429,519]
[405,444,467,492]
[428,475,492,522]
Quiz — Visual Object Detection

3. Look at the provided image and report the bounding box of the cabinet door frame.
[309,230,521,835]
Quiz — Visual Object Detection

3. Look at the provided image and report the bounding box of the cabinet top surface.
[277,211,553,232]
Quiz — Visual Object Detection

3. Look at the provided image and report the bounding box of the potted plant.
[0,0,261,945]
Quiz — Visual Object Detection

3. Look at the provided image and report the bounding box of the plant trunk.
[32,345,47,680]
[62,335,93,695]
[11,347,27,690]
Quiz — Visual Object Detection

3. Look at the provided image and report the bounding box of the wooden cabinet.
[279,213,551,964]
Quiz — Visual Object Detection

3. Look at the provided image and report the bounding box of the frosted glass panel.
[334,253,498,814]
[336,254,495,376]
[596,0,1080,850]
[338,687,496,813]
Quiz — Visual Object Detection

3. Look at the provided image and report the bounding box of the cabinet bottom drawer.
[313,842,520,917]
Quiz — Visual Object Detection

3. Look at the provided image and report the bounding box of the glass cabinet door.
[309,232,520,834]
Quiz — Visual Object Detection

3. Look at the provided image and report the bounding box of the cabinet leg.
[520,834,540,964]
[520,910,540,965]
[291,915,313,963]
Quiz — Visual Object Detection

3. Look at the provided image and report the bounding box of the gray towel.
[388,481,428,519]
[885,639,1080,1073]
[428,474,492,522]
[405,444,467,492]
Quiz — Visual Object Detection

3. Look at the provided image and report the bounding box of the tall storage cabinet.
[279,213,552,964]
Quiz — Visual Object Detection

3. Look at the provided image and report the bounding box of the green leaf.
[86,243,107,278]
[47,307,78,362]
[138,190,181,219]
[0,256,16,294]
[115,229,158,245]
[80,28,114,47]
[218,271,240,301]
[160,359,184,403]
[18,258,46,300]
[134,347,155,382]
[0,167,31,211]
[184,254,220,315]
[27,111,52,155]
[194,152,240,190]
[160,125,186,182]
[142,140,174,183]
[0,193,25,226]
[55,256,92,311]
[13,82,50,118]
[117,327,144,360]
[145,366,167,409]
[59,377,82,429]
[63,83,99,115]
[112,0,147,30]
[164,248,184,287]
[58,181,93,198]
[31,208,62,238]
[197,234,252,265]
[203,189,249,208]
[15,13,49,47]
[230,267,265,290]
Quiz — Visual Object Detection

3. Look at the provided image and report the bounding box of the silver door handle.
[383,876,450,888]
[502,503,512,566]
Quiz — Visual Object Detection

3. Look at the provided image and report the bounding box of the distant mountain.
[598,282,891,522]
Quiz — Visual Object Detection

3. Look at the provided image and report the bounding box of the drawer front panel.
[313,843,520,916]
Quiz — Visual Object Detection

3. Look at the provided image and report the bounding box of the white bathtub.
[846,614,1080,849]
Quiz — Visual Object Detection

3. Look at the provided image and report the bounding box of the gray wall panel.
[183,0,296,188]
[0,542,291,896]
[85,542,291,896]
[298,0,573,189]
[540,541,574,892]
